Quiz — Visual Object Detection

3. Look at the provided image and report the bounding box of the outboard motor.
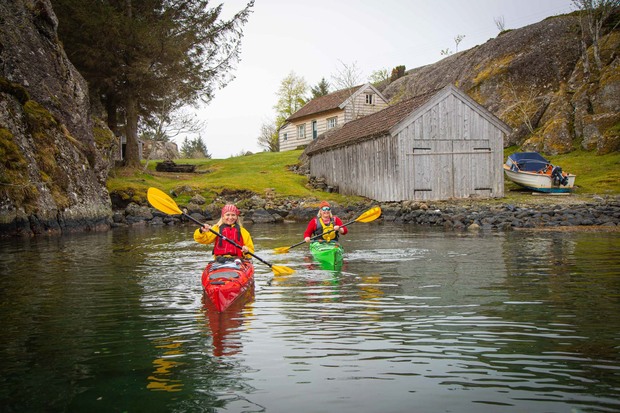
[551,166,569,186]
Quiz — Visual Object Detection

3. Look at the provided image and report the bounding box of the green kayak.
[309,241,344,269]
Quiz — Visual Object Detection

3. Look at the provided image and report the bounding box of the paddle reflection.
[202,288,255,357]
[147,338,185,392]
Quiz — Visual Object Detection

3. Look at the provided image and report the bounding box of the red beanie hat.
[319,201,330,208]
[221,204,240,216]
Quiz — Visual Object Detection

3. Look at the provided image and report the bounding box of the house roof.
[305,84,511,156]
[305,89,438,155]
[286,84,365,122]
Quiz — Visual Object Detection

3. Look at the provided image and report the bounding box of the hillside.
[379,12,620,155]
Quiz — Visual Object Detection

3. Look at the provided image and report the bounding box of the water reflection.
[0,224,618,412]
[302,254,345,272]
[495,229,620,409]
[241,225,620,412]
[203,289,255,357]
[147,338,185,392]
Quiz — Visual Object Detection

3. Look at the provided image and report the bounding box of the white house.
[279,83,389,151]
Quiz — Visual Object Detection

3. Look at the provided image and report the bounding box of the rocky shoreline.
[112,194,620,231]
[6,194,617,237]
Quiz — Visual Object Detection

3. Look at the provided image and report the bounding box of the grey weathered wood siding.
[309,88,507,202]
[309,135,401,201]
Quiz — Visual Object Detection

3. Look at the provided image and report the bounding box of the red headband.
[221,204,240,216]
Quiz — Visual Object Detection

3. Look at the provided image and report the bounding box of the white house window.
[365,93,374,104]
[283,132,288,141]
[297,124,305,139]
[327,117,338,129]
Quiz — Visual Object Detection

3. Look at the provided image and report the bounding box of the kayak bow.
[309,241,344,269]
[201,259,255,312]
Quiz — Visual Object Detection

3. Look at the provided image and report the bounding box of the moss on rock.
[0,127,38,208]
[0,77,30,104]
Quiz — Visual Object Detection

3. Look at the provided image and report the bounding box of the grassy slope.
[107,150,367,206]
[107,149,619,206]
[546,150,620,194]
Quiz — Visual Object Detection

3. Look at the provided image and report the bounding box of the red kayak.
[201,259,255,312]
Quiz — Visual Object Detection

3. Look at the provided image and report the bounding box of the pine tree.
[53,0,253,167]
[310,78,330,98]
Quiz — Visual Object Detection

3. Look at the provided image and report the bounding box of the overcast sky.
[185,0,575,158]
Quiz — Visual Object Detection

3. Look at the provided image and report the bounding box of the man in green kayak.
[303,201,348,243]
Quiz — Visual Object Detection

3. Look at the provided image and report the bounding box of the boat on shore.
[201,259,255,312]
[309,241,344,270]
[503,152,576,193]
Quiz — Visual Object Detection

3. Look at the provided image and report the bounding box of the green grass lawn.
[548,150,620,194]
[107,150,367,206]
[107,148,619,206]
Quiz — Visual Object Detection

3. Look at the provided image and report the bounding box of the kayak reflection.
[304,254,345,272]
[202,288,255,357]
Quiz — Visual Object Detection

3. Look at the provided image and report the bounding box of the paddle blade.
[355,206,382,223]
[271,264,294,276]
[273,246,291,254]
[147,187,183,215]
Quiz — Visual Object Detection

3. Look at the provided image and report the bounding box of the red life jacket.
[213,223,244,257]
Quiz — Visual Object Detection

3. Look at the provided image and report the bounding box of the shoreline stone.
[112,195,620,232]
[5,195,618,236]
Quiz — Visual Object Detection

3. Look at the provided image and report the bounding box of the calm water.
[0,223,619,413]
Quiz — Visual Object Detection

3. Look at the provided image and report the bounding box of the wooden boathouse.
[304,85,511,202]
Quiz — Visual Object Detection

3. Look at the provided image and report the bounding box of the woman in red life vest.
[303,201,347,244]
[194,204,255,260]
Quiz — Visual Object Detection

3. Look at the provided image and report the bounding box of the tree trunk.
[591,23,603,70]
[105,97,119,136]
[580,36,591,79]
[124,95,141,168]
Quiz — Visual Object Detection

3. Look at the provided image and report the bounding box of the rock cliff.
[0,0,114,236]
[381,13,620,155]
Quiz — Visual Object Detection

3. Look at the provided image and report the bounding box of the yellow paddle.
[274,206,382,254]
[147,187,294,276]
